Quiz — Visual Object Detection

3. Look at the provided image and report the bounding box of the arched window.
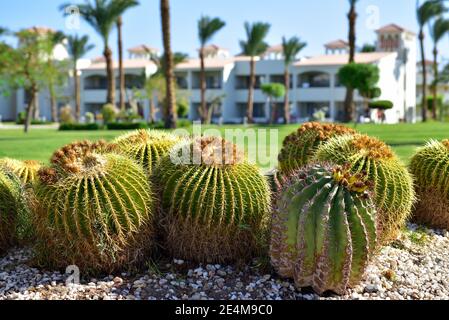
[298,72,330,88]
[84,75,107,90]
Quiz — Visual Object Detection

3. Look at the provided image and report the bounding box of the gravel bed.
[1,223,448,300]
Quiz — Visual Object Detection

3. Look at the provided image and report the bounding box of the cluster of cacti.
[156,136,271,263]
[0,168,28,253]
[410,140,449,229]
[114,130,182,175]
[270,163,377,294]
[278,122,357,175]
[0,158,41,185]
[31,140,154,273]
[314,134,415,244]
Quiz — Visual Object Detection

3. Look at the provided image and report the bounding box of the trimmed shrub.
[102,104,118,124]
[107,122,149,131]
[59,123,102,131]
[278,122,357,175]
[410,140,449,229]
[315,134,415,244]
[59,105,75,124]
[369,100,393,110]
[31,140,154,273]
[270,163,376,294]
[156,136,271,263]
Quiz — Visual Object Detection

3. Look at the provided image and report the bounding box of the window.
[334,74,344,87]
[236,103,266,118]
[176,76,188,89]
[192,72,222,89]
[297,102,330,120]
[124,75,144,89]
[235,76,265,89]
[84,103,104,114]
[298,72,330,88]
[84,75,107,90]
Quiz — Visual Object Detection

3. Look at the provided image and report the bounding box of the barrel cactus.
[278,122,357,175]
[315,134,415,244]
[270,163,377,295]
[32,140,154,273]
[410,140,449,229]
[0,158,41,185]
[0,168,28,253]
[114,130,182,175]
[157,136,271,263]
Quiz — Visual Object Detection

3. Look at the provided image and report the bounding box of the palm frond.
[198,16,226,46]
[417,0,446,27]
[282,36,307,65]
[239,22,271,57]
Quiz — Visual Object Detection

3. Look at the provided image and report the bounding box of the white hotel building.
[0,24,417,124]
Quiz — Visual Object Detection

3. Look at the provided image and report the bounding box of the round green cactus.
[278,122,357,175]
[410,140,449,229]
[157,136,271,263]
[270,163,377,295]
[0,158,41,185]
[315,134,415,244]
[114,130,182,175]
[0,168,28,253]
[32,140,154,273]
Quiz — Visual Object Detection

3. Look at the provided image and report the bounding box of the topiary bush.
[0,168,28,254]
[156,136,271,264]
[368,100,393,110]
[278,122,357,175]
[315,134,415,244]
[114,130,182,175]
[270,163,377,295]
[410,140,449,229]
[31,140,154,273]
[0,158,41,185]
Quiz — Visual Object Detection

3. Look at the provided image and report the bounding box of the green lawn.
[1,122,448,171]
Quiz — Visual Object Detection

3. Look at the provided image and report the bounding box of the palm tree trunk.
[270,100,277,125]
[432,46,438,120]
[161,0,177,129]
[104,46,115,105]
[419,29,428,122]
[149,93,155,123]
[246,57,256,124]
[117,16,126,112]
[49,80,58,122]
[200,48,207,123]
[283,67,290,124]
[24,83,37,133]
[344,3,357,123]
[74,64,81,122]
[32,89,39,120]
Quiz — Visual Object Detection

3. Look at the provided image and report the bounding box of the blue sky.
[0,0,448,62]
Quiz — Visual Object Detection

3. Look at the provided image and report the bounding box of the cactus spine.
[315,134,415,244]
[114,130,182,175]
[278,122,357,175]
[0,158,41,185]
[410,140,449,229]
[0,168,27,253]
[157,136,271,263]
[32,140,154,273]
[270,163,377,295]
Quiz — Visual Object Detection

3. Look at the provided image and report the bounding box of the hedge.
[369,100,393,110]
[59,123,102,131]
[107,122,149,130]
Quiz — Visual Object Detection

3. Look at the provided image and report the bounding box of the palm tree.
[197,16,226,124]
[45,31,66,122]
[429,17,449,119]
[343,0,359,123]
[417,0,446,122]
[281,36,306,124]
[68,0,124,106]
[67,35,95,121]
[113,0,139,112]
[160,0,177,128]
[239,22,271,124]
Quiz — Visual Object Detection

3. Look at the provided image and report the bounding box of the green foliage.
[369,100,394,110]
[338,63,380,99]
[198,16,226,46]
[315,134,415,244]
[282,36,307,65]
[59,105,75,124]
[417,0,447,28]
[426,95,443,110]
[177,98,189,119]
[361,43,376,52]
[67,34,95,62]
[156,136,271,263]
[278,122,357,175]
[0,158,41,185]
[107,122,148,130]
[59,123,102,131]
[32,140,154,273]
[85,112,95,124]
[410,140,449,229]
[114,129,182,175]
[270,163,376,294]
[239,22,271,57]
[261,83,286,99]
[102,103,118,124]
